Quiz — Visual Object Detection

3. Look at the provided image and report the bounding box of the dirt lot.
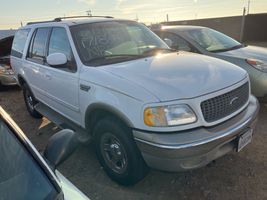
[0,86,266,200]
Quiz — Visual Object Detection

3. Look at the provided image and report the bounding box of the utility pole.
[247,0,250,15]
[135,14,139,22]
[240,6,246,42]
[166,14,169,22]
[86,10,92,16]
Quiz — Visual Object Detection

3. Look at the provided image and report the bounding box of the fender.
[84,102,134,131]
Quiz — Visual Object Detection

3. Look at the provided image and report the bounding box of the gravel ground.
[0,86,267,200]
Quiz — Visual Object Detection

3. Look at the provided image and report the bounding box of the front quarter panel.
[79,78,144,129]
[78,65,159,129]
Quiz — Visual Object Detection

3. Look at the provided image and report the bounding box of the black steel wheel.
[94,116,148,186]
[23,84,42,118]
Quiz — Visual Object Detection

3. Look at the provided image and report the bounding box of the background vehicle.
[153,26,267,100]
[11,16,259,185]
[0,106,89,200]
[0,33,17,89]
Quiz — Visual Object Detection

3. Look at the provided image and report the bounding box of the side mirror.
[164,38,173,47]
[47,53,67,67]
[44,129,79,170]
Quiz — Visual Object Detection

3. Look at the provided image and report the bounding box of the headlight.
[246,59,267,72]
[144,104,197,127]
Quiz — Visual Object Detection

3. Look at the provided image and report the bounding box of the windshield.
[0,120,59,200]
[184,28,242,52]
[70,21,169,66]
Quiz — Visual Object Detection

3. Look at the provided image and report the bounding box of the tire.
[22,83,42,119]
[94,116,149,186]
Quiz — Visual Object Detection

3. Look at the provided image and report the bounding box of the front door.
[41,27,81,124]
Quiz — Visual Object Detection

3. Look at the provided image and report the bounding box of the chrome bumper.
[133,95,259,172]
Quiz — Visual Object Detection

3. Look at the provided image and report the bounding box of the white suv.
[11,16,259,185]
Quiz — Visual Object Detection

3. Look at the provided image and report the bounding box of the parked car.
[153,25,267,100]
[0,35,17,89]
[11,16,259,185]
[0,106,89,200]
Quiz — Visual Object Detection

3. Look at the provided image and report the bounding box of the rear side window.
[28,28,50,64]
[11,29,30,58]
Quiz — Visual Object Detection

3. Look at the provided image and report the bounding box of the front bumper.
[133,95,259,172]
[0,74,17,86]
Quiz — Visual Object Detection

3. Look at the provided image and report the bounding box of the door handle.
[44,73,52,80]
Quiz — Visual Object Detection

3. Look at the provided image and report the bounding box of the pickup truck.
[11,16,259,185]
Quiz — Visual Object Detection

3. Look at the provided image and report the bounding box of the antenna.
[86,10,92,16]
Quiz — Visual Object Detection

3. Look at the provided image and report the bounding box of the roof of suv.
[24,17,127,28]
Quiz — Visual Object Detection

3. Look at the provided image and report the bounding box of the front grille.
[201,82,249,123]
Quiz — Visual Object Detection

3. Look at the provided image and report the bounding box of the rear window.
[11,29,30,58]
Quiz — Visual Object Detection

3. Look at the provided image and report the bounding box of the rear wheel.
[94,116,148,186]
[22,84,42,118]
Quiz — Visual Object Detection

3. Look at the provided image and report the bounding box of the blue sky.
[0,0,267,29]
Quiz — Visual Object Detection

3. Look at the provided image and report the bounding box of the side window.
[11,29,30,58]
[162,32,193,52]
[28,28,50,64]
[48,27,76,71]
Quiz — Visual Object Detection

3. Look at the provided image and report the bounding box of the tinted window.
[48,27,76,70]
[0,120,58,200]
[28,28,50,63]
[11,29,30,58]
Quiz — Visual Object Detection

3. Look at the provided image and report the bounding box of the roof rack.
[54,15,114,21]
[27,19,58,25]
[27,15,114,25]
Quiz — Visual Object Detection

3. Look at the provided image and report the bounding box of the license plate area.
[237,129,253,152]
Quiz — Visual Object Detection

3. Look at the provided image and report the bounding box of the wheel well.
[85,107,132,137]
[18,75,26,87]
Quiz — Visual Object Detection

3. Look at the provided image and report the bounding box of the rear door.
[41,27,81,124]
[25,27,51,100]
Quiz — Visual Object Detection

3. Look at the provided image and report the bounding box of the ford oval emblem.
[230,97,239,106]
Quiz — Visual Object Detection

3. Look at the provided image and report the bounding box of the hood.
[101,52,247,101]
[217,45,267,62]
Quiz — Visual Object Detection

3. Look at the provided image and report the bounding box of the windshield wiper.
[142,47,177,55]
[85,54,142,65]
[210,44,244,53]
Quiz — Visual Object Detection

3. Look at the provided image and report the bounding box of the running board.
[35,103,90,143]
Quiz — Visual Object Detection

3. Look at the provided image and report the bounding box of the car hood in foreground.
[56,171,90,200]
[216,45,267,62]
[101,52,247,102]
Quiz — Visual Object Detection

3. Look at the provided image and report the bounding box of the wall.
[243,14,267,42]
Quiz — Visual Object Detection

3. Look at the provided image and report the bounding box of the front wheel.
[22,84,42,119]
[94,117,148,186]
